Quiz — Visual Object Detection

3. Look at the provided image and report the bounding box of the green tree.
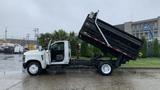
[38,30,103,58]
[153,38,159,57]
[68,32,79,56]
[52,29,68,41]
[80,41,90,57]
[38,33,52,48]
[38,29,68,48]
[87,44,94,57]
[140,36,147,58]
[92,45,102,56]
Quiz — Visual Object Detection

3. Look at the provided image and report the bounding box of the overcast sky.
[0,0,160,39]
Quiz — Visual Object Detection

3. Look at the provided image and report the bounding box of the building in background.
[5,39,36,46]
[115,16,160,41]
[0,38,37,50]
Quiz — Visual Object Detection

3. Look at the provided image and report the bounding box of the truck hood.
[24,50,44,55]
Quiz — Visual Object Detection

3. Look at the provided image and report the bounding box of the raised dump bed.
[79,11,143,60]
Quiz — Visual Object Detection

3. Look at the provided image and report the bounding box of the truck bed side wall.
[79,15,143,60]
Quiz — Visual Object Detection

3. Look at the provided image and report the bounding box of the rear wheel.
[99,63,113,76]
[27,62,42,76]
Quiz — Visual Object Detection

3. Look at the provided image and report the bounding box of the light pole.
[33,28,39,48]
[4,27,7,41]
[143,24,154,57]
[26,33,30,49]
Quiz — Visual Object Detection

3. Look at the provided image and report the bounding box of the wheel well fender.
[26,60,42,68]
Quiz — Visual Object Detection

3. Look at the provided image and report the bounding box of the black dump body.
[78,12,143,60]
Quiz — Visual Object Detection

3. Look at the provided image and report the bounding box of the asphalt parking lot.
[0,54,160,90]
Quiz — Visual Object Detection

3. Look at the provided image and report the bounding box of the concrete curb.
[120,67,160,69]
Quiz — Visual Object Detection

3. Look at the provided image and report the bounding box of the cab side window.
[51,42,64,51]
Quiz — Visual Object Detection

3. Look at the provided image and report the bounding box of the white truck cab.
[23,40,71,75]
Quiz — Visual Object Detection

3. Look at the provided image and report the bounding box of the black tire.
[27,62,42,76]
[98,62,113,76]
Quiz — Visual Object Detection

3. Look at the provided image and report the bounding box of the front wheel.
[99,63,113,76]
[27,62,42,76]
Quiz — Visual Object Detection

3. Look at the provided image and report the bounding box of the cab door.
[45,40,52,64]
[50,41,70,65]
[50,42,64,62]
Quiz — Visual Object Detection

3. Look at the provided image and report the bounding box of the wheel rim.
[101,64,111,74]
[29,64,39,74]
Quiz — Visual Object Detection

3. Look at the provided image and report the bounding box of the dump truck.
[23,11,143,76]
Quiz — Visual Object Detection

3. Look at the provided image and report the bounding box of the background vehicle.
[23,11,143,76]
[14,44,24,54]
